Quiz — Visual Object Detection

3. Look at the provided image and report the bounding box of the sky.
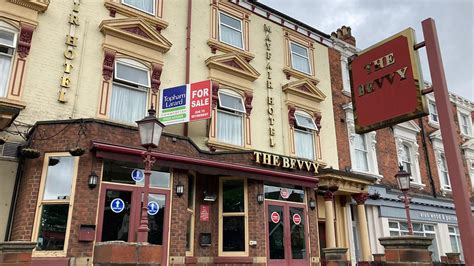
[260,0,474,101]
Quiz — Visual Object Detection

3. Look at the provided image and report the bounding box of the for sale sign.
[349,28,427,134]
[159,80,212,125]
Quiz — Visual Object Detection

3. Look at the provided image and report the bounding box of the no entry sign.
[271,212,280,223]
[293,213,301,225]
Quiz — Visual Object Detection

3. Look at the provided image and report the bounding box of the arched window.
[217,89,245,146]
[0,21,17,97]
[110,58,150,124]
[294,111,317,160]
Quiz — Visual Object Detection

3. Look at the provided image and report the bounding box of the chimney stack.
[331,25,356,46]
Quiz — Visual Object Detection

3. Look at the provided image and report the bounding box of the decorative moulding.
[282,67,320,84]
[17,23,35,58]
[102,49,116,81]
[282,79,326,103]
[206,139,250,152]
[104,1,168,31]
[8,0,50,13]
[150,63,163,94]
[207,39,255,62]
[205,52,260,81]
[99,18,172,53]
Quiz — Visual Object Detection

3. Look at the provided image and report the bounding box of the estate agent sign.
[349,28,427,134]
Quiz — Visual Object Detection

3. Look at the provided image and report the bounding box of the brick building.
[329,26,474,263]
[0,0,385,265]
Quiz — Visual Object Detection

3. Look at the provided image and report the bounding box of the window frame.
[289,41,311,75]
[114,58,151,88]
[121,0,156,16]
[439,153,451,190]
[448,226,463,259]
[0,23,18,98]
[31,153,79,256]
[218,11,244,50]
[457,109,472,137]
[218,177,248,256]
[216,89,245,147]
[428,100,439,124]
[353,133,369,172]
[185,173,196,256]
[293,111,317,160]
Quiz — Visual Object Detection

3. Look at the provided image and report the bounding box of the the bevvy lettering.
[254,151,319,173]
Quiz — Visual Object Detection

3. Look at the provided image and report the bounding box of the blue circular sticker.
[147,201,160,216]
[131,169,144,182]
[110,198,125,214]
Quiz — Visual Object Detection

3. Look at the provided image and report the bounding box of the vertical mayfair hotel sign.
[349,28,427,134]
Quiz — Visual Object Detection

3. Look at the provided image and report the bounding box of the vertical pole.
[137,149,155,242]
[422,18,474,265]
[403,190,413,235]
[324,191,336,248]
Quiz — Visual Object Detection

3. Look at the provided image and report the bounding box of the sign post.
[422,18,474,265]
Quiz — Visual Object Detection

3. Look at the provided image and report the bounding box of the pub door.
[266,201,309,266]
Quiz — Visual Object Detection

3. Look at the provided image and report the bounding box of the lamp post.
[395,164,413,235]
[136,107,165,242]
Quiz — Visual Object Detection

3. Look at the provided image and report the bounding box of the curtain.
[0,54,12,97]
[354,134,369,171]
[220,25,243,48]
[295,130,314,160]
[123,0,154,13]
[110,83,147,124]
[292,54,310,74]
[116,62,149,87]
[217,110,242,146]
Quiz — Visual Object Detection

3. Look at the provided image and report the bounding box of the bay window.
[219,12,243,49]
[0,23,17,97]
[110,58,149,125]
[294,111,317,160]
[217,90,245,146]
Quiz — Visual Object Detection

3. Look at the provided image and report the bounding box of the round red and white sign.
[280,188,289,199]
[271,212,280,223]
[293,213,302,225]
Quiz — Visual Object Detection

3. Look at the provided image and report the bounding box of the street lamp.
[395,164,413,235]
[136,107,165,242]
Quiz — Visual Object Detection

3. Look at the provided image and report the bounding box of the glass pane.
[217,110,243,146]
[268,205,284,259]
[413,223,422,232]
[295,113,316,130]
[148,194,166,245]
[110,83,147,124]
[0,29,15,47]
[222,179,244,213]
[102,160,170,188]
[399,222,408,231]
[220,13,241,30]
[290,207,306,259]
[264,184,304,203]
[223,216,245,251]
[295,130,314,160]
[36,204,69,251]
[43,156,75,200]
[448,226,455,233]
[115,61,149,87]
[389,231,399,236]
[450,235,459,252]
[219,93,244,112]
[122,0,154,14]
[0,54,12,97]
[188,175,195,209]
[424,224,434,232]
[101,190,132,242]
[291,43,308,57]
[291,54,310,74]
[389,221,398,229]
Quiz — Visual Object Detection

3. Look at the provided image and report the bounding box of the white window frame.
[114,58,151,88]
[218,12,244,50]
[121,0,156,16]
[340,56,351,95]
[428,100,439,124]
[393,122,423,187]
[216,89,245,146]
[457,108,473,137]
[293,111,316,160]
[438,153,451,190]
[448,226,463,260]
[353,134,369,172]
[0,22,18,98]
[289,41,311,75]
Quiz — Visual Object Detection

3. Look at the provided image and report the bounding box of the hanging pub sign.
[349,28,427,134]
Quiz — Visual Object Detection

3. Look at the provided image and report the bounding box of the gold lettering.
[364,64,371,74]
[64,62,73,73]
[282,157,290,168]
[262,153,271,165]
[60,76,71,88]
[254,151,262,163]
[264,24,271,33]
[304,161,312,171]
[69,13,80,26]
[269,127,275,136]
[373,57,384,71]
[358,84,365,96]
[396,66,408,80]
[270,136,275,147]
[65,35,78,47]
[265,41,271,49]
[266,51,271,60]
[385,53,395,66]
[297,160,304,170]
[268,106,274,115]
[64,49,75,59]
[267,80,272,88]
[58,89,67,103]
[269,117,274,125]
[272,155,280,166]
[312,162,319,173]
[268,97,274,105]
[73,2,80,12]
[290,158,296,169]
[366,82,374,93]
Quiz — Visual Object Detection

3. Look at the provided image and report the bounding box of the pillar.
[352,193,371,262]
[324,191,336,248]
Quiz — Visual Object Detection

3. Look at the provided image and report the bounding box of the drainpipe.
[419,117,437,197]
[183,0,192,137]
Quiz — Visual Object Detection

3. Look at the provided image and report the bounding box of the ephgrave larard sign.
[349,28,427,134]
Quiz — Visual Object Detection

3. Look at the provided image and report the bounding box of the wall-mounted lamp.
[257,193,264,204]
[309,198,316,210]
[88,172,98,189]
[176,182,184,197]
[203,191,216,202]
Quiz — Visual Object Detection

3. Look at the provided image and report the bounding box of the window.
[110,59,149,124]
[394,123,423,185]
[121,0,155,15]
[428,100,439,124]
[186,174,195,256]
[389,221,439,261]
[470,160,474,190]
[34,155,78,252]
[0,23,17,97]
[294,111,317,160]
[401,144,412,174]
[219,178,247,255]
[290,42,311,74]
[354,134,369,172]
[439,153,451,189]
[449,226,463,260]
[217,90,245,146]
[459,112,472,136]
[219,12,243,49]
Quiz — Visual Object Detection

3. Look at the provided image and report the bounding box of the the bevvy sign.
[253,151,319,173]
[349,28,427,134]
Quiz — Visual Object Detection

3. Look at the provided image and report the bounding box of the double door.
[266,201,309,266]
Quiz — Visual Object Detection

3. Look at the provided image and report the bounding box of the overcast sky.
[260,0,473,101]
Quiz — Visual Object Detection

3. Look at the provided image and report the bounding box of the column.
[352,193,371,262]
[324,191,336,248]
